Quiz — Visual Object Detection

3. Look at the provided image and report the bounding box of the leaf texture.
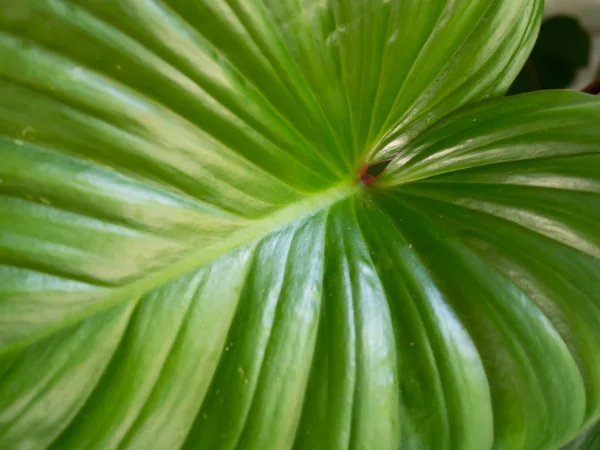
[563,420,600,450]
[0,0,541,348]
[3,1,600,450]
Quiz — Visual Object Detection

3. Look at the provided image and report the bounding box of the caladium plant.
[1,0,600,449]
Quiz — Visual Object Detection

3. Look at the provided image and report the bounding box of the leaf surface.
[563,420,600,450]
[3,1,600,450]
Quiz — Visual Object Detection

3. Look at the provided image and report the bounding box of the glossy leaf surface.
[2,1,600,450]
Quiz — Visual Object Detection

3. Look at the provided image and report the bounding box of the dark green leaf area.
[563,420,600,450]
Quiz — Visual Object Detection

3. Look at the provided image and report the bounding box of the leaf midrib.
[129,182,358,297]
[1,182,359,356]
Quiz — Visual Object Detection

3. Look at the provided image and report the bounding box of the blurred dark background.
[509,0,600,95]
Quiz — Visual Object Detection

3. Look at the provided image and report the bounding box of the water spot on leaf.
[21,126,35,139]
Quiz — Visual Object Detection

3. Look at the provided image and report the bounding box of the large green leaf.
[3,1,600,449]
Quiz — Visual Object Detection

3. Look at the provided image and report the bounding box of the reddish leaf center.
[359,159,392,185]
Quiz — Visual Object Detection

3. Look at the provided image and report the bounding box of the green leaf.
[4,1,600,450]
[563,420,600,450]
[509,15,591,94]
[379,92,600,447]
